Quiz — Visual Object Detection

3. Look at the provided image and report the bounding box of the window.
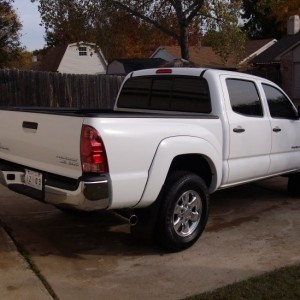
[226,79,263,117]
[117,77,152,109]
[118,76,211,113]
[262,84,297,119]
[78,46,87,56]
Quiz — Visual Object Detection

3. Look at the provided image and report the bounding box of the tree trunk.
[179,25,189,60]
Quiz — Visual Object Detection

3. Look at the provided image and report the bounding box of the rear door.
[261,83,300,174]
[221,76,272,185]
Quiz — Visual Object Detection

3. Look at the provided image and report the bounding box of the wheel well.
[168,154,213,188]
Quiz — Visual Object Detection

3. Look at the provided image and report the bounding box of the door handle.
[273,127,281,133]
[233,127,245,133]
[22,121,38,130]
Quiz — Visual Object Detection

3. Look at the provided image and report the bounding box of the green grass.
[185,263,300,300]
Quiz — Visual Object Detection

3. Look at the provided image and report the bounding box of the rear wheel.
[157,171,209,252]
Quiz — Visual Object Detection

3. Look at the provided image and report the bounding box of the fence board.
[0,70,125,109]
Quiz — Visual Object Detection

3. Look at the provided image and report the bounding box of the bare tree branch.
[186,0,205,23]
[112,1,180,40]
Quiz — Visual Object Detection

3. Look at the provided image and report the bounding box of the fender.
[136,136,222,208]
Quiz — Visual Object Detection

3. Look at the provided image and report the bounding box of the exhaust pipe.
[129,214,138,226]
[111,211,138,226]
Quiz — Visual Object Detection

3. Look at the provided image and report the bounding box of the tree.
[107,0,205,60]
[203,0,246,64]
[9,51,34,69]
[242,0,300,39]
[31,0,98,46]
[32,0,176,61]
[100,9,176,60]
[33,0,246,61]
[0,0,23,68]
[107,0,248,60]
[32,0,185,57]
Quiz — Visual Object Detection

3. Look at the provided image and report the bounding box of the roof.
[160,58,199,67]
[244,39,277,58]
[151,40,276,69]
[244,39,274,56]
[152,45,238,69]
[38,44,68,72]
[110,58,166,74]
[252,31,300,64]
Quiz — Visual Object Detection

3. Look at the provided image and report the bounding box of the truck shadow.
[4,209,161,258]
[0,177,294,258]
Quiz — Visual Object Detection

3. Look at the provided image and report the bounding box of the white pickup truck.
[1,68,300,252]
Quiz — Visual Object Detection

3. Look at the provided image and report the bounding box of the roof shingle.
[252,31,300,64]
[38,45,68,72]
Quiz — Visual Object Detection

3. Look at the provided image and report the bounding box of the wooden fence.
[0,69,125,109]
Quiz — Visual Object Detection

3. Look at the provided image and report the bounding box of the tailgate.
[0,110,83,179]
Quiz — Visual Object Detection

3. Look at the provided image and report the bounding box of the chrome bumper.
[0,169,111,211]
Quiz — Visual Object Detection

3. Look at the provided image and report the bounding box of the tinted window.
[262,84,297,119]
[150,79,172,110]
[118,76,211,113]
[117,77,151,109]
[226,79,263,117]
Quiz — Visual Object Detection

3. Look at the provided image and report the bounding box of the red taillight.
[80,125,109,173]
[156,68,172,74]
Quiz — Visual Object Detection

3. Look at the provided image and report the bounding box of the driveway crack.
[0,219,59,300]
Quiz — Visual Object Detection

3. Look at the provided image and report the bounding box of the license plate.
[25,170,43,191]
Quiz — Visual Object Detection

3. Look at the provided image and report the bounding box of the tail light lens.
[80,125,109,173]
[156,69,172,74]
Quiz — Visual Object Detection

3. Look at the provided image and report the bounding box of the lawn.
[185,263,300,300]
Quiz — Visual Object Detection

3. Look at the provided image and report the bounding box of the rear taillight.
[80,125,109,173]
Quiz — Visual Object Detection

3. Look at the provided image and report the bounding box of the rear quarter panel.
[85,116,222,209]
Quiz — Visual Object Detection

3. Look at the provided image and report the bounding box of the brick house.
[252,16,300,104]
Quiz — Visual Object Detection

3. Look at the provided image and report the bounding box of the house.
[151,39,276,70]
[151,45,237,69]
[107,58,166,75]
[240,39,277,65]
[38,42,107,75]
[252,15,300,103]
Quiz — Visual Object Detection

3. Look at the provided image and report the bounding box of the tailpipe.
[129,214,138,226]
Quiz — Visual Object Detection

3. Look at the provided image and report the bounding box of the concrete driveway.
[0,177,299,300]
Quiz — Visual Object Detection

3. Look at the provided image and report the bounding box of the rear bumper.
[44,178,111,211]
[0,161,111,211]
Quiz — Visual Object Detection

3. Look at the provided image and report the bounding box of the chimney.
[287,15,300,35]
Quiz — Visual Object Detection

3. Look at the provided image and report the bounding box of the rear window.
[226,79,263,117]
[117,76,211,113]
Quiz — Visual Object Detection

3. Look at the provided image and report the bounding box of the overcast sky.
[12,0,45,51]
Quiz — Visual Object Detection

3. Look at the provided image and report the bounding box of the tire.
[287,174,300,197]
[157,171,209,252]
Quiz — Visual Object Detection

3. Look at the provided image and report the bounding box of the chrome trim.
[45,179,111,211]
[0,170,111,211]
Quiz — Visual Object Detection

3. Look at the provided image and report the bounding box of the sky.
[12,0,45,51]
